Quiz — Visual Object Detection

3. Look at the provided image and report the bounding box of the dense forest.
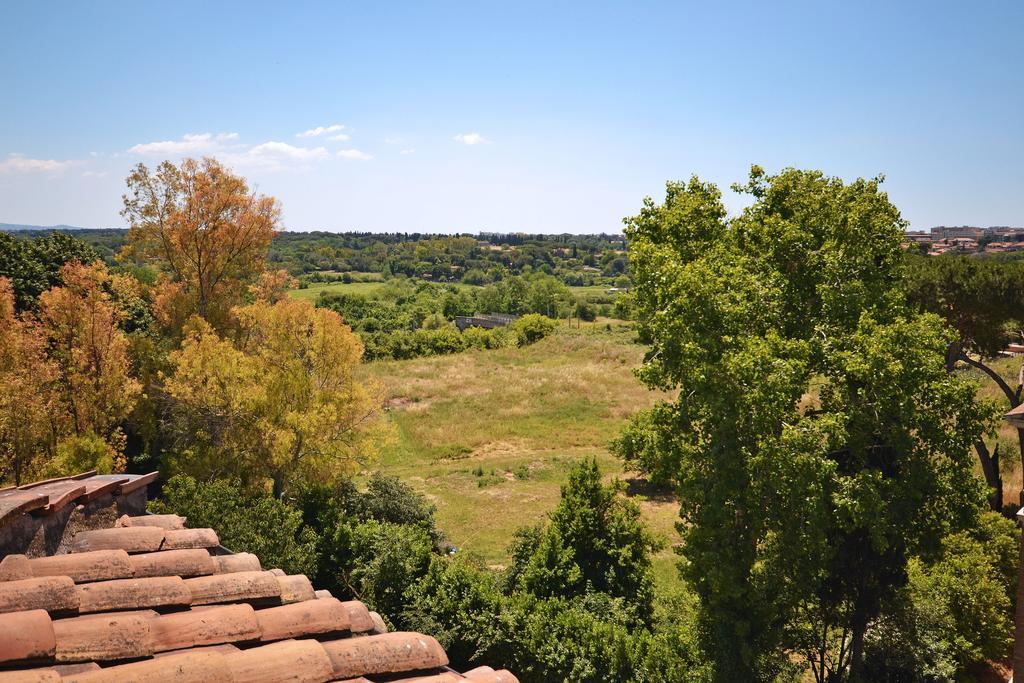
[2,160,1023,681]
[2,227,631,286]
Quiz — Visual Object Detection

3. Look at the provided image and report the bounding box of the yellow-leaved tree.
[164,296,383,498]
[37,261,142,474]
[0,277,58,484]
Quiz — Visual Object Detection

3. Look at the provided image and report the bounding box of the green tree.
[506,458,660,623]
[622,168,993,681]
[905,254,1024,508]
[0,231,99,310]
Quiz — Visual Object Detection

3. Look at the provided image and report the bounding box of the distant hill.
[0,222,122,232]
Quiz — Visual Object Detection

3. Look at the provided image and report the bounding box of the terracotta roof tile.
[18,481,87,515]
[254,597,350,642]
[52,612,154,662]
[61,649,232,683]
[83,471,157,496]
[160,528,219,550]
[212,552,262,574]
[0,472,517,681]
[129,549,216,579]
[276,574,316,604]
[74,576,191,613]
[151,643,239,658]
[0,610,56,664]
[368,611,388,635]
[464,666,520,683]
[117,514,186,530]
[0,669,62,682]
[150,604,261,652]
[340,601,375,633]
[28,550,133,583]
[223,638,335,683]
[183,570,282,605]
[319,632,449,680]
[71,527,166,554]
[0,576,77,614]
[0,554,33,581]
[0,489,49,526]
[76,476,127,504]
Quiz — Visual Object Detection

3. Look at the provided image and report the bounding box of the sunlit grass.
[361,324,681,587]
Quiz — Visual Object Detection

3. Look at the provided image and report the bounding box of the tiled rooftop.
[0,472,518,683]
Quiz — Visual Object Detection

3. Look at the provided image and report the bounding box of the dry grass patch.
[361,325,677,583]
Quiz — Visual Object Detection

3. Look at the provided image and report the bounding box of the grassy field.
[360,323,683,588]
[289,280,391,301]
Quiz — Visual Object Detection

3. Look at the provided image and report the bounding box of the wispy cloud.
[248,141,329,161]
[337,149,373,160]
[327,133,351,142]
[384,136,404,145]
[454,132,488,145]
[127,132,238,155]
[127,133,333,172]
[225,141,331,171]
[297,124,345,138]
[0,153,80,173]
[400,149,416,155]
[81,170,108,178]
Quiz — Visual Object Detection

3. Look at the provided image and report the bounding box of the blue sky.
[1,1,1021,233]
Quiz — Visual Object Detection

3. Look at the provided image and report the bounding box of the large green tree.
[622,168,993,681]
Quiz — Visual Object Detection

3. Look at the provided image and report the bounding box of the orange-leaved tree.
[164,296,383,498]
[120,157,280,334]
[0,277,59,484]
[37,261,141,472]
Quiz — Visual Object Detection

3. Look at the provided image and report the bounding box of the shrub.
[346,520,434,626]
[150,475,319,576]
[45,432,125,478]
[574,300,597,322]
[510,314,556,346]
[863,511,1018,679]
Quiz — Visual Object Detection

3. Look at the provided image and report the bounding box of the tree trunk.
[975,440,1003,511]
[847,610,868,682]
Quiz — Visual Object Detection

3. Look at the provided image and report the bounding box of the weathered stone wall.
[0,489,147,558]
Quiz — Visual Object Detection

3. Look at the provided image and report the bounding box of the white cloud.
[128,133,218,155]
[81,170,108,178]
[126,131,345,171]
[248,141,329,161]
[454,132,488,145]
[327,133,351,142]
[337,149,373,160]
[297,124,345,138]
[0,153,80,173]
[400,149,416,155]
[384,136,404,145]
